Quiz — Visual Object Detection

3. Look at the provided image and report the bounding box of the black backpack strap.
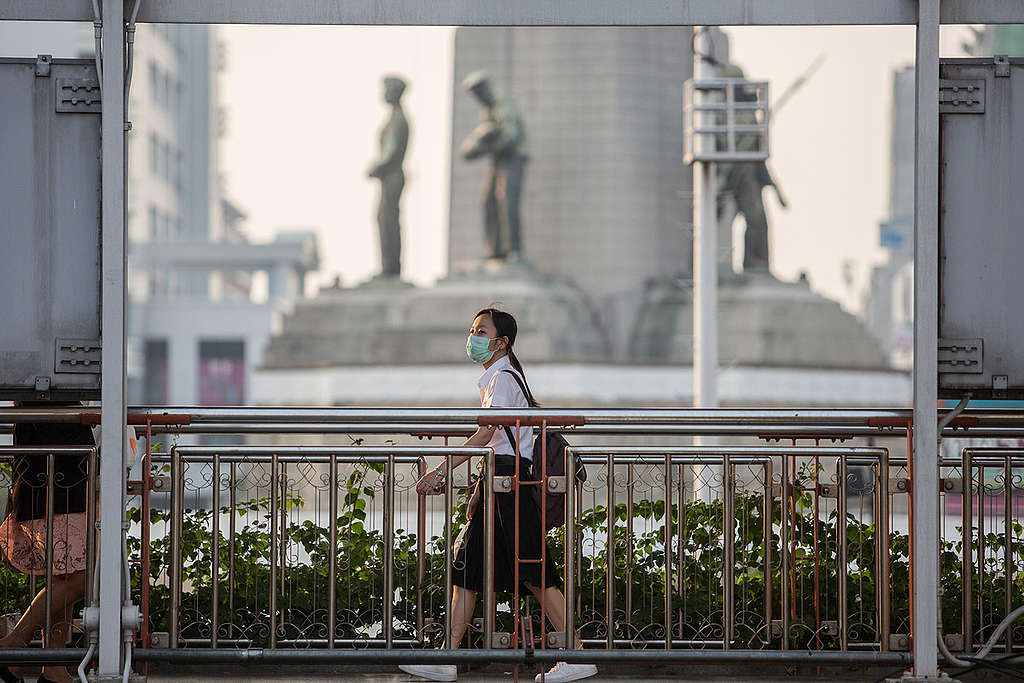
[500,369,530,459]
[501,368,530,402]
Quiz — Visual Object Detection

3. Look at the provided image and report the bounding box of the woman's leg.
[447,585,477,649]
[41,571,87,682]
[524,583,582,649]
[0,572,87,682]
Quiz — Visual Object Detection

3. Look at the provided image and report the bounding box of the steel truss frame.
[4,0,1024,679]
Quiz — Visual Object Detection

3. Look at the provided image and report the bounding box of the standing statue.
[716,64,787,273]
[367,76,409,278]
[459,71,528,262]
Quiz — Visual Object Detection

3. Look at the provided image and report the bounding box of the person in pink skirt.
[0,403,91,683]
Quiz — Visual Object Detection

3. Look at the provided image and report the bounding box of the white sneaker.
[398,664,458,682]
[534,661,598,683]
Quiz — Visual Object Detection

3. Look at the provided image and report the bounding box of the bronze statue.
[459,71,528,261]
[715,64,787,273]
[368,76,409,278]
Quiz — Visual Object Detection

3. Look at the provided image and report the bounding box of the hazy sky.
[219,24,973,314]
[0,21,973,314]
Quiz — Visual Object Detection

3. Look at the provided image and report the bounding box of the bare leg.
[0,572,87,682]
[446,586,477,649]
[524,583,582,648]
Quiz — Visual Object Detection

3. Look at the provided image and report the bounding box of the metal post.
[692,26,719,504]
[565,450,576,651]
[483,450,496,645]
[212,453,221,648]
[98,0,127,674]
[911,0,940,676]
[328,454,338,648]
[605,453,615,649]
[722,454,733,650]
[44,453,55,645]
[443,455,453,649]
[384,453,395,648]
[962,449,972,651]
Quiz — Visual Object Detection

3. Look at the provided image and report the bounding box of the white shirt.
[477,355,534,460]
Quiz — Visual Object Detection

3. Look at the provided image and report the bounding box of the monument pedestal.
[262,261,608,369]
[631,271,887,368]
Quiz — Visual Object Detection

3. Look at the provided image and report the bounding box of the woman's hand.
[415,468,445,496]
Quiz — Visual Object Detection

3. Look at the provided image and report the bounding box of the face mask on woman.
[466,334,496,363]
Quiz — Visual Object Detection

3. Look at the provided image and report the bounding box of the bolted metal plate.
[547,475,566,493]
[55,338,102,374]
[821,621,839,637]
[889,477,911,493]
[490,631,511,649]
[939,79,985,113]
[546,631,568,649]
[938,338,983,374]
[889,633,911,651]
[494,476,514,493]
[817,483,839,499]
[56,78,101,113]
[940,477,963,494]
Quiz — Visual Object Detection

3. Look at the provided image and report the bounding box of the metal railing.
[4,407,1024,672]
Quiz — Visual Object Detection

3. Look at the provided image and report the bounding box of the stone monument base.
[262,261,608,369]
[630,271,887,369]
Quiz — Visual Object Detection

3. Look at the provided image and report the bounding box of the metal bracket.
[817,483,839,499]
[490,631,511,649]
[889,477,910,494]
[821,621,839,637]
[770,620,784,638]
[938,338,983,374]
[943,632,964,651]
[547,476,567,493]
[35,54,51,77]
[150,632,169,648]
[546,631,568,649]
[55,338,102,373]
[56,78,101,113]
[889,633,911,651]
[494,476,514,493]
[940,477,963,494]
[939,79,985,114]
[151,476,172,492]
[995,55,1011,78]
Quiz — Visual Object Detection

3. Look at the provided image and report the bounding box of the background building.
[865,66,915,371]
[0,21,318,406]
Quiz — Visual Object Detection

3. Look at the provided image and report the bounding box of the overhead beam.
[3,0,1024,25]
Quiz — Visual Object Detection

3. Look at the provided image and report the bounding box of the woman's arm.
[414,425,496,495]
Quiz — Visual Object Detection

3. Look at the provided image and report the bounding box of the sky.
[0,21,975,314]
[217,24,974,313]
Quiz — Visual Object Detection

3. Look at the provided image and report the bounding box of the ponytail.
[507,348,540,407]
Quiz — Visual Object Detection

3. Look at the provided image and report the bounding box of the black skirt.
[452,455,563,594]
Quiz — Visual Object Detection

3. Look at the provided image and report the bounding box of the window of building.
[148,133,158,175]
[149,61,158,102]
[198,340,245,405]
[142,339,169,405]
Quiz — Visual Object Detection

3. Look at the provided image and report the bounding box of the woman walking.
[400,307,596,683]
[0,402,91,683]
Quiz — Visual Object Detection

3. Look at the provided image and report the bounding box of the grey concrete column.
[99,0,127,675]
[911,0,940,678]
